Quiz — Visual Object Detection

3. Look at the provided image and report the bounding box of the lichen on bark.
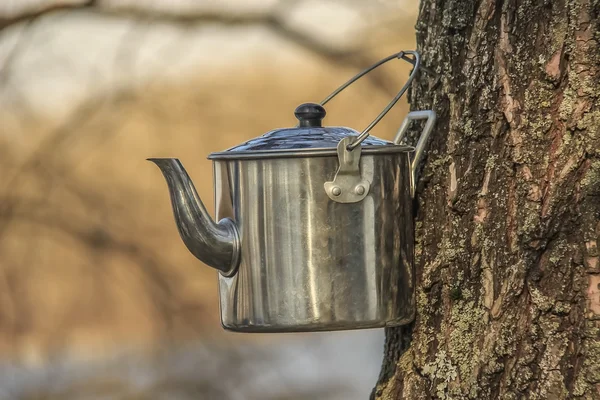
[374,0,600,399]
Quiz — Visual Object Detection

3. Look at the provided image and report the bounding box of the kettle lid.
[207,103,407,160]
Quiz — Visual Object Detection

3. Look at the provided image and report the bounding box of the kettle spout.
[148,158,241,276]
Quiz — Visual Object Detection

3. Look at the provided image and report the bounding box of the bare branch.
[0,1,398,96]
[0,1,93,30]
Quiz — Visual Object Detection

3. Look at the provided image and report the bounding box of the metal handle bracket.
[324,137,370,203]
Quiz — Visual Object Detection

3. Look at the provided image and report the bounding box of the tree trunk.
[374,1,600,399]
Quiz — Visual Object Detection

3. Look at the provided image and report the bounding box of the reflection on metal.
[148,50,437,333]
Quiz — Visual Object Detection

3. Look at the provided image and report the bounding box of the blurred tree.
[0,0,415,358]
[374,1,600,399]
[7,1,599,399]
[0,1,412,399]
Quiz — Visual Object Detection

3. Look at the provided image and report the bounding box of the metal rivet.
[332,186,342,196]
[354,185,365,195]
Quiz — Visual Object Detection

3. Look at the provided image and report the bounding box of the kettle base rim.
[220,316,415,334]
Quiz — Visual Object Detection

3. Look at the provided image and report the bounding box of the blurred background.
[0,1,419,398]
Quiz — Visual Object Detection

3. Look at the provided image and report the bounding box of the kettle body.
[213,152,414,332]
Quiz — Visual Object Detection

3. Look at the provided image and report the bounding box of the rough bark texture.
[374,1,600,399]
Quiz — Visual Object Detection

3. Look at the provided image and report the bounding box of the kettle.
[149,50,436,332]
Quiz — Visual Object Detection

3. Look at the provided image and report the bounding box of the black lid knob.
[294,103,326,128]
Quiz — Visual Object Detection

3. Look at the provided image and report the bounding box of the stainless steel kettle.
[149,50,436,332]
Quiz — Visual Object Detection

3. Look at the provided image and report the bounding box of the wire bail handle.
[320,50,422,151]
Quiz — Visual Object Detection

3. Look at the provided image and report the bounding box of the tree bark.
[374,1,600,399]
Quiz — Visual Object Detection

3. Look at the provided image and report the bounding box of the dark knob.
[294,103,326,127]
